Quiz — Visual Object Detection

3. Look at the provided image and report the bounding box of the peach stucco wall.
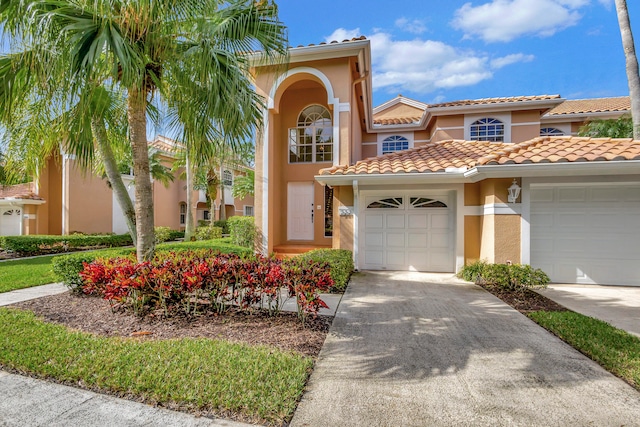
[66,160,112,234]
[334,186,354,251]
[37,155,63,235]
[464,179,521,265]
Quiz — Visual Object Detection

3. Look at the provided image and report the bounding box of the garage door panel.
[365,214,384,229]
[386,251,406,266]
[430,232,450,249]
[408,233,428,249]
[407,214,428,229]
[386,214,405,228]
[531,184,640,286]
[365,250,383,266]
[531,188,554,202]
[558,187,586,202]
[365,232,384,247]
[387,233,405,248]
[430,213,449,229]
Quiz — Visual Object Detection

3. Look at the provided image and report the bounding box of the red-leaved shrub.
[78,249,333,322]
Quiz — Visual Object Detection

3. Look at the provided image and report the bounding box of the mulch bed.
[12,292,331,357]
[477,283,568,313]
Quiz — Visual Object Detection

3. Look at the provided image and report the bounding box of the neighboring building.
[251,37,640,286]
[0,136,254,237]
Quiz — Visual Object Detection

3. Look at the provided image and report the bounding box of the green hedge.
[296,249,354,293]
[0,234,133,256]
[228,216,255,248]
[213,220,229,235]
[458,260,549,291]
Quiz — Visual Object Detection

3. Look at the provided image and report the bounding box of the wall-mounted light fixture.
[508,179,521,203]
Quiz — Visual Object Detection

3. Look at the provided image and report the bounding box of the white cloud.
[395,18,427,35]
[324,28,362,43]
[451,0,592,43]
[328,29,534,95]
[490,53,535,69]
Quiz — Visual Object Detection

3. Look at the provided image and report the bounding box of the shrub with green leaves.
[214,220,229,234]
[195,225,222,240]
[0,234,132,256]
[297,249,354,293]
[458,260,549,291]
[228,216,255,248]
[52,249,134,292]
[154,226,172,243]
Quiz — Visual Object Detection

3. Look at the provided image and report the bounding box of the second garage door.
[530,184,640,286]
[361,194,454,272]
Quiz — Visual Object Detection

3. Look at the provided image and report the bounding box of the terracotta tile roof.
[320,137,640,176]
[429,95,561,109]
[546,96,630,116]
[373,116,422,126]
[0,182,43,200]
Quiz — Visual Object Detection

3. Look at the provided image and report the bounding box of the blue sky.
[275,0,640,107]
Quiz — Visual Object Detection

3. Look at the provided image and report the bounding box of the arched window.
[382,135,409,154]
[289,105,333,163]
[540,127,564,136]
[223,170,233,186]
[470,118,504,142]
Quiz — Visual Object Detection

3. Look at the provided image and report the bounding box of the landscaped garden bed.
[0,245,355,425]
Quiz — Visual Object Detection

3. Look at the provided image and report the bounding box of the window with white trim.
[540,127,564,136]
[382,135,410,154]
[179,203,186,225]
[470,118,504,142]
[367,198,403,209]
[203,210,211,221]
[222,170,233,186]
[243,206,254,216]
[289,105,333,163]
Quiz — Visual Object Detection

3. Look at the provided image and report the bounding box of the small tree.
[578,115,634,138]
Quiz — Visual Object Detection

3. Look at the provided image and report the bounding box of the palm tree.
[615,0,640,139]
[0,0,287,261]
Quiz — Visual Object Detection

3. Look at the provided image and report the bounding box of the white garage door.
[531,184,640,286]
[361,195,454,272]
[0,208,22,236]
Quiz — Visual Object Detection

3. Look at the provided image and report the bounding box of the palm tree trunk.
[184,151,196,241]
[616,0,640,139]
[91,117,137,247]
[127,88,155,261]
[219,163,226,221]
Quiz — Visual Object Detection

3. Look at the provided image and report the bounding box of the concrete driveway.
[291,271,640,427]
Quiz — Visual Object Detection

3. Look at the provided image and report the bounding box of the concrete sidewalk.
[291,271,640,427]
[0,371,252,427]
[537,284,640,337]
[0,283,68,306]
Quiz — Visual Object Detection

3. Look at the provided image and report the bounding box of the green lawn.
[0,255,60,293]
[529,310,640,390]
[0,308,311,424]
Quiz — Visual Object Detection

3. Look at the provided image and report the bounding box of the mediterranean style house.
[251,36,640,286]
[0,136,254,236]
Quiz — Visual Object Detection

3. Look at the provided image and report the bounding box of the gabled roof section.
[249,36,369,66]
[545,96,630,116]
[320,136,640,176]
[372,95,429,129]
[149,135,182,155]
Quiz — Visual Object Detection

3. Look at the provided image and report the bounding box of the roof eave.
[249,39,370,67]
[315,171,468,186]
[428,98,565,115]
[541,110,630,122]
[0,198,46,205]
[466,160,640,181]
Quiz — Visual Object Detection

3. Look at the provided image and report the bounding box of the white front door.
[288,182,314,240]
